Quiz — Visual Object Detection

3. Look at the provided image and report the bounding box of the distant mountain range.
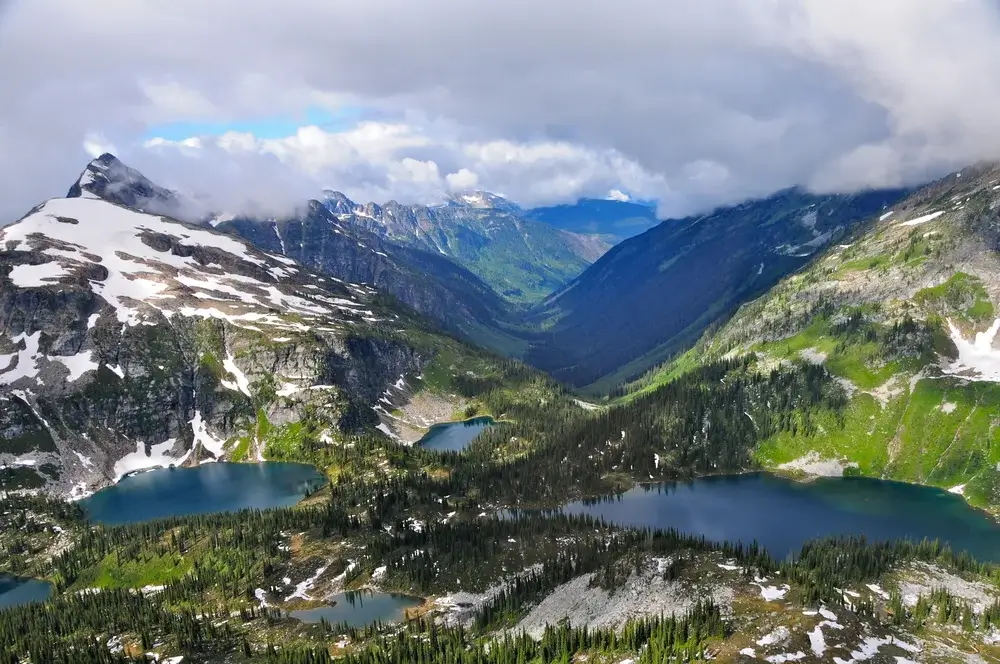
[320,190,612,302]
[524,198,660,243]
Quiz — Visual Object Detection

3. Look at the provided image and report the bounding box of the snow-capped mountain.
[0,157,454,497]
[446,190,522,214]
[66,153,199,221]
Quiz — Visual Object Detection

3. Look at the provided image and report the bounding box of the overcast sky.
[3,0,1000,221]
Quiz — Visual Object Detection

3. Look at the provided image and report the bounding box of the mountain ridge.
[632,162,1000,508]
[521,186,909,391]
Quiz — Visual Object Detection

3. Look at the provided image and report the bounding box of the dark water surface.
[562,473,1000,561]
[0,574,52,611]
[81,462,327,525]
[416,416,495,452]
[289,590,421,626]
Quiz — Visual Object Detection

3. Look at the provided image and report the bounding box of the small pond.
[416,416,495,452]
[0,574,53,611]
[288,590,422,627]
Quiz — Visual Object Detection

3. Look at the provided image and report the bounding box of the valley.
[5,155,1000,664]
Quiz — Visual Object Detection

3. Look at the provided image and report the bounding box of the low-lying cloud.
[3,0,1000,222]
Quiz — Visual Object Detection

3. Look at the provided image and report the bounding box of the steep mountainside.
[323,190,611,301]
[214,203,526,357]
[0,163,518,497]
[521,187,908,391]
[668,163,1000,508]
[524,198,660,243]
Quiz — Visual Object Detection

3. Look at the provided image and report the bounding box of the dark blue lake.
[562,473,1000,561]
[0,574,53,611]
[81,462,327,525]
[417,416,494,452]
[289,590,421,627]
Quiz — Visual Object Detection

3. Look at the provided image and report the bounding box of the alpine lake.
[414,416,495,452]
[561,472,1000,562]
[8,422,1000,614]
[2,418,497,616]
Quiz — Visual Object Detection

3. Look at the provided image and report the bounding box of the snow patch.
[51,350,99,382]
[899,210,944,227]
[942,318,1000,382]
[73,451,94,469]
[8,262,71,287]
[221,355,252,396]
[190,410,225,458]
[757,627,790,646]
[757,584,790,601]
[0,332,42,385]
[285,565,329,602]
[113,439,187,481]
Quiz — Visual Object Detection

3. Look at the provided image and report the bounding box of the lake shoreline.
[558,472,1000,563]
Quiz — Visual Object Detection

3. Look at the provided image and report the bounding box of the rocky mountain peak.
[321,190,357,215]
[449,190,521,213]
[66,153,195,220]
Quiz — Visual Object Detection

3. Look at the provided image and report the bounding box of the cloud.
[133,121,672,213]
[2,0,1000,222]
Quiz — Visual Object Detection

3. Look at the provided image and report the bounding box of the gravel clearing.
[897,562,998,614]
[513,559,734,638]
[777,451,859,477]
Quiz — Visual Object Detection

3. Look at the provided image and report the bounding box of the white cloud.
[2,0,1000,221]
[135,121,668,211]
[446,168,479,191]
[82,133,118,159]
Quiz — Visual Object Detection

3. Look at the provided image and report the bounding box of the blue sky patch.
[145,106,366,141]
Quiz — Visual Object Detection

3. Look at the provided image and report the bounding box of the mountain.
[0,158,521,496]
[66,152,198,220]
[524,198,660,243]
[653,163,1000,508]
[445,190,522,213]
[214,203,526,357]
[321,190,611,301]
[521,187,908,391]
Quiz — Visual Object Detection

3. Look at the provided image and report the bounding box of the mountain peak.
[450,190,521,213]
[66,153,193,220]
[321,189,357,215]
